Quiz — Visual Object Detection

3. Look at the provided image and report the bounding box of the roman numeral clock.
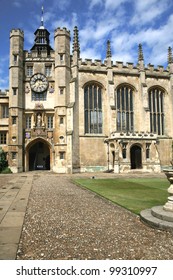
[30,73,48,92]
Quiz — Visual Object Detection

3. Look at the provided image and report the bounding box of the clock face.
[30,73,48,93]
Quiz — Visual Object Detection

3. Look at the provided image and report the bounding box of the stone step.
[151,206,173,222]
[140,208,173,232]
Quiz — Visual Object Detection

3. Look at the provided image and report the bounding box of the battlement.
[78,58,106,67]
[77,57,169,76]
[10,29,24,38]
[0,89,9,96]
[54,27,70,38]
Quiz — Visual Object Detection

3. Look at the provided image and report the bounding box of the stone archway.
[130,145,142,169]
[26,139,51,171]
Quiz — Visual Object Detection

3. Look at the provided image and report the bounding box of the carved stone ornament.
[25,86,30,94]
[34,102,44,109]
[49,85,55,93]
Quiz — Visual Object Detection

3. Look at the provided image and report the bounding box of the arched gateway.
[25,138,51,171]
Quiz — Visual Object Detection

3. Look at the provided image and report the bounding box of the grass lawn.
[74,178,169,215]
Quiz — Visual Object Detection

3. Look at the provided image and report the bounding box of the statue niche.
[33,112,45,130]
[37,113,42,127]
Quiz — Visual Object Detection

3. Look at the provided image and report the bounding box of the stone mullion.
[88,87,90,133]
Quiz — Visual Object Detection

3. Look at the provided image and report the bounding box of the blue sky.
[1,0,173,90]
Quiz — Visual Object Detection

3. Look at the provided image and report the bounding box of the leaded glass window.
[84,84,102,134]
[115,85,134,132]
[149,88,164,135]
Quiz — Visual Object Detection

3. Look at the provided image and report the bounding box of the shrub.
[0,147,8,172]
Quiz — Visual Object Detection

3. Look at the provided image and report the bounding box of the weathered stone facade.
[0,22,173,173]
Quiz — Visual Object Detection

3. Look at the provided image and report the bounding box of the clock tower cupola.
[31,7,53,55]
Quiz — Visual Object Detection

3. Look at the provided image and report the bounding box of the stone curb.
[0,175,33,260]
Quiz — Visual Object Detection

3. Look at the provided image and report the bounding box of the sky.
[1,0,173,90]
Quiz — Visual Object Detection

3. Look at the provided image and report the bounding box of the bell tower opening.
[29,140,50,171]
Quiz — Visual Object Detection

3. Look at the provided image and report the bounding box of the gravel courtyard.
[17,173,173,260]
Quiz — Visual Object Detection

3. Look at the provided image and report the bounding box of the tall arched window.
[115,85,134,132]
[149,87,164,135]
[84,83,102,134]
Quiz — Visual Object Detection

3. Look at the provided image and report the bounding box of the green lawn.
[74,178,169,215]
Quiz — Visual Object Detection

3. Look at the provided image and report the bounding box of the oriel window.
[84,84,103,134]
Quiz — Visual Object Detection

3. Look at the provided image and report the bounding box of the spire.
[138,43,144,62]
[106,40,112,58]
[40,6,44,29]
[168,46,173,64]
[72,26,80,57]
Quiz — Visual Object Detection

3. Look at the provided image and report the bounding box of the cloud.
[130,0,171,26]
[89,0,103,9]
[13,1,22,8]
[89,0,130,10]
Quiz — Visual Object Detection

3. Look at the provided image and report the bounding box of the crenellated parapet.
[10,29,24,38]
[0,89,9,96]
[77,57,169,77]
[54,27,70,38]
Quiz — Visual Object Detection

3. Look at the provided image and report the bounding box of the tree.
[0,147,8,172]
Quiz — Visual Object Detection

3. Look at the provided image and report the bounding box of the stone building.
[0,16,173,174]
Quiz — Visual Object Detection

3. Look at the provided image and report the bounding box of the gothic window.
[84,83,103,134]
[26,116,31,129]
[1,105,9,118]
[45,65,51,77]
[115,85,134,132]
[149,88,164,135]
[27,66,33,77]
[47,115,53,129]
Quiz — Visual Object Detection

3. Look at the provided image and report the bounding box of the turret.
[9,29,24,172]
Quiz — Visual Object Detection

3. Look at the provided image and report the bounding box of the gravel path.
[17,174,173,260]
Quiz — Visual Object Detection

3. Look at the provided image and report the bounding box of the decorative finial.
[106,40,112,58]
[73,26,80,57]
[41,6,44,28]
[138,44,144,61]
[168,46,173,64]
